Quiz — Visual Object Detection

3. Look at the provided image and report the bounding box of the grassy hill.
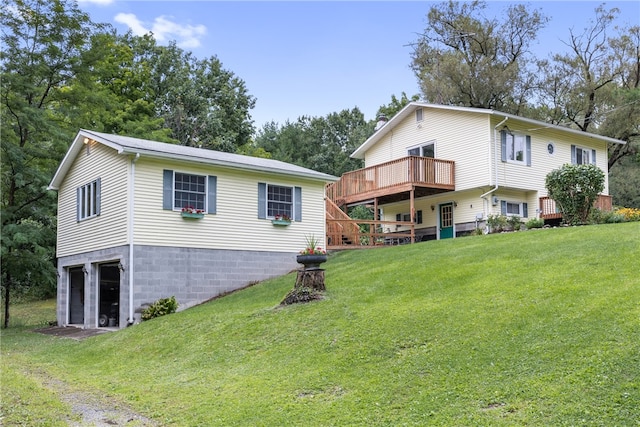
[2,222,639,426]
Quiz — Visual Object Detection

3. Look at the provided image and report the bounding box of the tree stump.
[294,270,325,291]
[280,269,325,305]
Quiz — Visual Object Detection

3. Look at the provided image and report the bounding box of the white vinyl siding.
[133,158,326,252]
[363,108,491,191]
[492,118,609,195]
[57,142,129,257]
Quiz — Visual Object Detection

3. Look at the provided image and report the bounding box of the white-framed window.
[174,172,206,211]
[267,184,293,218]
[162,170,217,214]
[408,141,435,158]
[258,183,302,221]
[506,132,526,163]
[500,200,528,218]
[501,129,531,166]
[571,145,595,165]
[77,178,101,221]
[416,108,423,122]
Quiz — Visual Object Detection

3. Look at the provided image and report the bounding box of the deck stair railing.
[326,197,414,249]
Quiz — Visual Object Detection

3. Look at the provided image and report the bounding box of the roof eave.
[350,103,626,159]
[118,147,338,182]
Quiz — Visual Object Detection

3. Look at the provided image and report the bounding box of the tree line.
[1,0,638,319]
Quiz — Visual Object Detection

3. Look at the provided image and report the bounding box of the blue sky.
[77,1,640,131]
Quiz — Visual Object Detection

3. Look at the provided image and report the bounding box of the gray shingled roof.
[49,130,337,190]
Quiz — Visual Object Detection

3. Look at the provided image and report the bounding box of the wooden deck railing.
[326,198,361,246]
[326,156,455,205]
[539,194,613,220]
[326,218,415,249]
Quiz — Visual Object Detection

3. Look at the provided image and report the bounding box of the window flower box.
[181,206,204,219]
[181,212,204,219]
[271,213,291,226]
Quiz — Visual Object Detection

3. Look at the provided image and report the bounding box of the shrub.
[141,296,178,321]
[606,213,627,223]
[616,207,640,222]
[506,215,522,231]
[589,209,625,224]
[525,218,544,229]
[486,214,507,233]
[471,227,484,236]
[545,164,605,225]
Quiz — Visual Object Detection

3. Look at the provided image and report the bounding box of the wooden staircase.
[326,197,360,247]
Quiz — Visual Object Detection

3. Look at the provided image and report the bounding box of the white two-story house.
[326,103,624,247]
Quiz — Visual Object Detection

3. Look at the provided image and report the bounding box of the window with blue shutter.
[163,169,216,213]
[571,145,595,165]
[501,129,530,165]
[501,200,528,217]
[258,183,300,221]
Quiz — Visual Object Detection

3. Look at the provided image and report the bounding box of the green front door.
[439,203,454,239]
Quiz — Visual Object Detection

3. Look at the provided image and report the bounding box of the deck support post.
[410,187,415,243]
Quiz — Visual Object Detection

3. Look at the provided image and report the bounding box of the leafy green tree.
[1,0,95,327]
[410,0,548,114]
[538,7,639,169]
[61,31,173,141]
[143,41,256,151]
[609,155,640,208]
[545,164,605,225]
[376,92,420,120]
[255,108,370,177]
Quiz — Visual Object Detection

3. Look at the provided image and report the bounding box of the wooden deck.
[326,156,455,207]
[539,195,613,220]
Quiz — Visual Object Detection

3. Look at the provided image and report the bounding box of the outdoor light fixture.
[430,205,435,211]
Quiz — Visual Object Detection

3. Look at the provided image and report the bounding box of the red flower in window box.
[181,206,204,214]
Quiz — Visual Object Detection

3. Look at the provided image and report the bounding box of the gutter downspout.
[128,153,140,325]
[480,116,509,201]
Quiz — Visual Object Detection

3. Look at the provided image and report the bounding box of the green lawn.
[2,223,639,426]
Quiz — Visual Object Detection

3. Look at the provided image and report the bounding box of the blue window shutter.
[522,202,528,218]
[501,200,507,215]
[76,187,81,222]
[163,170,173,210]
[526,136,531,166]
[258,183,267,219]
[591,149,596,165]
[294,186,302,221]
[207,176,217,214]
[500,130,507,162]
[416,210,423,224]
[571,145,576,164]
[95,178,101,216]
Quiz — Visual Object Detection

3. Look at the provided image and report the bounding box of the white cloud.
[114,13,206,49]
[114,13,149,37]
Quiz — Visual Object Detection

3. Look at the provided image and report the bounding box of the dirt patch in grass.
[26,368,158,426]
[34,326,112,340]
